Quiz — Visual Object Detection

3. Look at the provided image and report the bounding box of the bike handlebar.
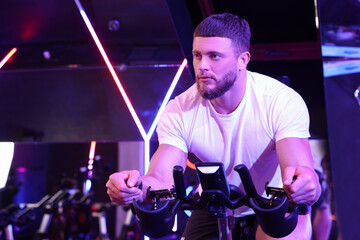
[132,163,308,239]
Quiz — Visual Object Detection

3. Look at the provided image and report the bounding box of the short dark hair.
[193,13,251,55]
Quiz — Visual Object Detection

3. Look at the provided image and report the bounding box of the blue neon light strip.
[147,59,187,140]
[323,60,360,77]
[322,45,360,58]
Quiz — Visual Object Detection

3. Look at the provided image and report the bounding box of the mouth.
[197,75,214,83]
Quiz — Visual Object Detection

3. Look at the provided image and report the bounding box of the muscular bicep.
[143,144,187,190]
[276,137,314,170]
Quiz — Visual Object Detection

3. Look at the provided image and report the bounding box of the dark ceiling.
[0,0,184,69]
[0,0,319,70]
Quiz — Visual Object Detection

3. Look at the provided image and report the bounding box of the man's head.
[194,13,251,56]
[192,13,251,101]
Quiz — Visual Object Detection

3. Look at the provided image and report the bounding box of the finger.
[109,193,140,204]
[116,193,143,205]
[108,185,142,198]
[290,181,317,204]
[287,176,318,204]
[108,179,140,195]
[108,171,136,191]
[291,191,316,205]
[126,170,141,188]
[121,193,143,205]
[107,188,142,204]
[107,171,129,190]
[282,166,296,187]
[109,195,134,205]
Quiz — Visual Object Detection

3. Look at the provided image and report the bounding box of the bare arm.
[142,144,188,191]
[276,137,321,206]
[106,144,187,205]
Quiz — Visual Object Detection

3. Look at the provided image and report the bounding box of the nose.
[197,57,210,72]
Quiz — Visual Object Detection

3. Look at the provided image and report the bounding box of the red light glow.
[0,48,17,69]
[186,159,196,170]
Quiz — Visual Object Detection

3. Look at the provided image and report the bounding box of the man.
[106,13,320,239]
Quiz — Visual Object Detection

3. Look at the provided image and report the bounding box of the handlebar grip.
[36,195,52,208]
[46,190,67,205]
[296,204,311,215]
[233,164,259,200]
[0,204,20,217]
[173,166,186,199]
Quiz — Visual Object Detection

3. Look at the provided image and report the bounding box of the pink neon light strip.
[88,141,96,178]
[0,48,17,69]
[75,0,188,175]
[88,141,96,161]
[74,0,147,139]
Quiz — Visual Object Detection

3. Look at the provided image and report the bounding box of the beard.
[196,68,237,100]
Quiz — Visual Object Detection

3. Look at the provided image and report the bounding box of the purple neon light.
[74,0,188,173]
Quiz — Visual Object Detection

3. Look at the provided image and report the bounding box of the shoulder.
[166,83,202,112]
[247,71,305,104]
[157,84,202,153]
[158,83,203,129]
[247,71,293,95]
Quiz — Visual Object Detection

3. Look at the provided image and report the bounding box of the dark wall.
[0,66,194,142]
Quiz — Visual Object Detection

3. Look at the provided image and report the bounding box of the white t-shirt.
[157,71,310,215]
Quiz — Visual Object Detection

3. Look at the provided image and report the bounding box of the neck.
[210,70,247,114]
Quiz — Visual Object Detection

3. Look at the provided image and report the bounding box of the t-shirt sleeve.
[156,100,189,153]
[273,89,310,141]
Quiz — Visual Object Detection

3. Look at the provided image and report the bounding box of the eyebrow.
[192,50,224,56]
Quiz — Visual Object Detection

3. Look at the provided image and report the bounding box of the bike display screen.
[195,162,230,197]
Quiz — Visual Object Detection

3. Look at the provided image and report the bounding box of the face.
[192,37,239,100]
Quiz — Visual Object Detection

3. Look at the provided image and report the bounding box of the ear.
[237,52,251,71]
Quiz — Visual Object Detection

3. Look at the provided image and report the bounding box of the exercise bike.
[131,163,309,240]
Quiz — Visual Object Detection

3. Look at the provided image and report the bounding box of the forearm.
[139,174,175,203]
[277,137,321,205]
[139,144,187,203]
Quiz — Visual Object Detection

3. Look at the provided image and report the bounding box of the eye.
[193,52,201,59]
[210,54,220,59]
